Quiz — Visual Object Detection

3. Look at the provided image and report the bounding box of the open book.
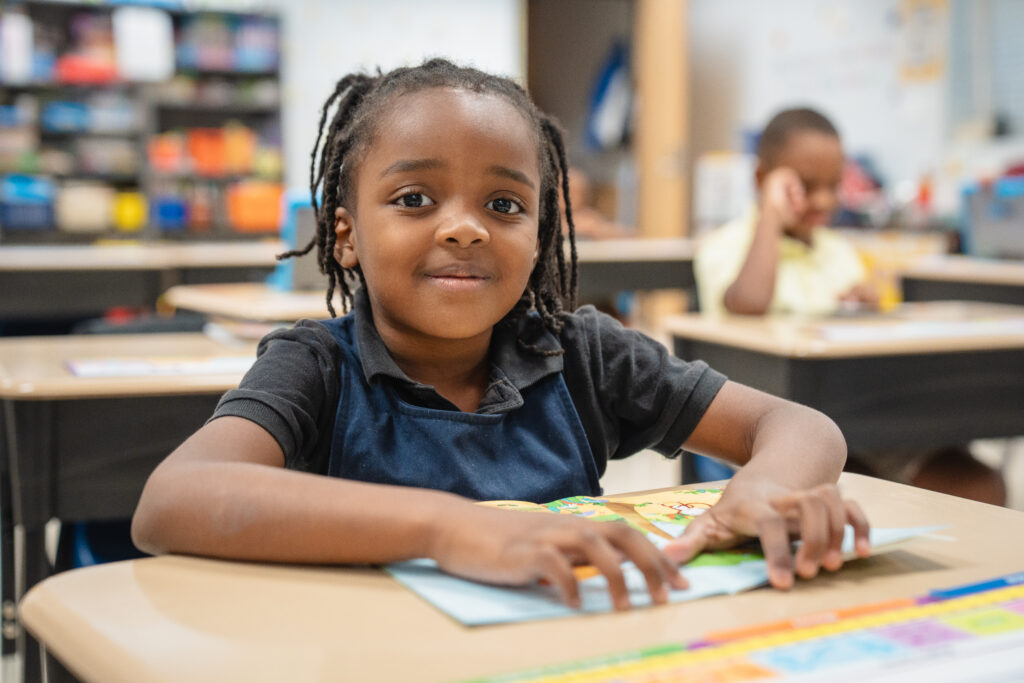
[386,487,942,626]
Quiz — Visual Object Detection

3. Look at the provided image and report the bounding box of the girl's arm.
[132,416,685,610]
[665,380,870,588]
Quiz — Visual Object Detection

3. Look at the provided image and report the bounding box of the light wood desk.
[666,301,1024,452]
[163,282,335,322]
[0,241,284,320]
[20,473,1024,683]
[901,255,1024,305]
[162,238,697,322]
[0,333,256,681]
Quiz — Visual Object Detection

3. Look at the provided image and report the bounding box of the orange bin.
[187,128,226,176]
[226,180,283,232]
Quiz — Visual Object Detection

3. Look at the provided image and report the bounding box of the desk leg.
[2,466,14,656]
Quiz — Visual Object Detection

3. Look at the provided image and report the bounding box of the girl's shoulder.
[560,305,660,353]
[256,318,346,364]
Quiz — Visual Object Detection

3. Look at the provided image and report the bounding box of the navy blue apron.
[324,317,601,503]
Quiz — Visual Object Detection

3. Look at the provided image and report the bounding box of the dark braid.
[277,58,579,353]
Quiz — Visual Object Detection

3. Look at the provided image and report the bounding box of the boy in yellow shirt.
[694,108,1005,506]
[696,108,876,316]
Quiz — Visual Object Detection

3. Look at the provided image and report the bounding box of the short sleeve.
[560,306,727,464]
[211,319,340,474]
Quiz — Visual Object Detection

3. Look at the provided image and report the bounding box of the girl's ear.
[334,207,358,268]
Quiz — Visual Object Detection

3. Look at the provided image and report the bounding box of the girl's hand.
[663,482,871,590]
[427,504,688,610]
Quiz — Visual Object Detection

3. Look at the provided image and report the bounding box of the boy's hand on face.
[759,167,807,234]
[663,482,870,590]
[427,503,688,610]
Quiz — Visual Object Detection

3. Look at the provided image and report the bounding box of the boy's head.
[286,59,577,349]
[755,107,844,237]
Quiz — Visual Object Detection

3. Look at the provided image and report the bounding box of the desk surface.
[0,332,256,399]
[573,236,694,262]
[20,474,1024,683]
[901,255,1024,286]
[663,301,1024,358]
[163,283,335,322]
[0,241,285,272]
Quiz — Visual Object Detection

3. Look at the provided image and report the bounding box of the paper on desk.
[67,355,255,378]
[387,525,944,627]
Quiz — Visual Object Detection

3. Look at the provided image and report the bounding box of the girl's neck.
[377,326,493,413]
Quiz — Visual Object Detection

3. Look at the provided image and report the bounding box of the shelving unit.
[0,1,284,245]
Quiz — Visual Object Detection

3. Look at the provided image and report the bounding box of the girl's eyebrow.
[488,165,535,190]
[381,159,536,191]
[380,158,445,178]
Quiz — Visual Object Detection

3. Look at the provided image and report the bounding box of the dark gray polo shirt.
[212,291,727,479]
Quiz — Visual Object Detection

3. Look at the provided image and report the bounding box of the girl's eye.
[395,193,434,208]
[487,197,522,215]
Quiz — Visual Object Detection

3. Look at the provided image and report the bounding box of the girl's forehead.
[374,87,536,139]
[361,87,542,171]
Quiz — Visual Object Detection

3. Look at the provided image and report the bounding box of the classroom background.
[2,1,1024,680]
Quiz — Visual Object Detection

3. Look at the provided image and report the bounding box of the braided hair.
[277,58,578,355]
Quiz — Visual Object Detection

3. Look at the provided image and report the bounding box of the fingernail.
[772,570,793,590]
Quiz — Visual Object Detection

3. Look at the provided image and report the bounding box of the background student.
[695,107,877,316]
[694,107,1005,506]
[132,61,870,611]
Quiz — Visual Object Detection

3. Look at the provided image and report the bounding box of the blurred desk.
[575,237,695,301]
[901,255,1024,305]
[0,332,256,681]
[162,238,697,323]
[19,473,1024,683]
[163,283,334,322]
[666,301,1024,451]
[0,241,284,320]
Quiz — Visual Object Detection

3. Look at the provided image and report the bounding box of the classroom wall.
[191,0,525,192]
[688,0,948,190]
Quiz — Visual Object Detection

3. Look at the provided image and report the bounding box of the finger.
[792,494,829,579]
[577,528,631,611]
[844,499,872,557]
[535,546,580,609]
[785,175,808,213]
[662,516,711,565]
[661,553,689,591]
[818,486,848,571]
[605,526,680,605]
[756,513,794,590]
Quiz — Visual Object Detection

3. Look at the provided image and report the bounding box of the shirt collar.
[351,288,563,411]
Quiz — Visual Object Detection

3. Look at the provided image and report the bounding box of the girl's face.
[335,87,541,348]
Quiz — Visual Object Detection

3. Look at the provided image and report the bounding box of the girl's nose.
[435,210,490,247]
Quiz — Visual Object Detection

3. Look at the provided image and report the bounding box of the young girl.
[132,60,870,611]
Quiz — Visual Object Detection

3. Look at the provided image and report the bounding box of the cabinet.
[0,1,284,244]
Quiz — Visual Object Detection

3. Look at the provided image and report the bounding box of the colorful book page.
[387,487,941,626]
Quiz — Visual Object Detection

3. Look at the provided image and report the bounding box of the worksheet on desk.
[386,488,942,626]
[67,355,255,378]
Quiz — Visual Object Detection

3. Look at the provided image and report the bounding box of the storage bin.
[55,182,114,233]
[226,180,282,232]
[0,174,55,230]
[962,177,1024,258]
[113,191,146,232]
